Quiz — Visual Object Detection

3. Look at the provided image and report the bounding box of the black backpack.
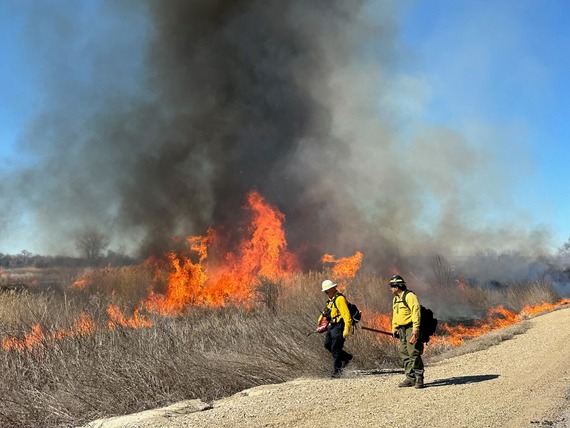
[400,290,437,343]
[332,293,362,325]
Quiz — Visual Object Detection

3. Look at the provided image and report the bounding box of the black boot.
[330,368,343,378]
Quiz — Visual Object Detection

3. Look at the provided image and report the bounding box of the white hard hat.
[321,279,337,292]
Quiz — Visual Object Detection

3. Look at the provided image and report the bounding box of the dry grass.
[502,279,559,311]
[0,268,564,427]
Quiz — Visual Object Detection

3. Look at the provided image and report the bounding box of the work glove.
[393,331,400,339]
[410,330,419,344]
[343,330,350,339]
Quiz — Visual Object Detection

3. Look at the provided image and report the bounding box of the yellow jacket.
[317,292,352,337]
[392,290,421,332]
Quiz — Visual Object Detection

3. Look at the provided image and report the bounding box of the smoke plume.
[0,0,554,273]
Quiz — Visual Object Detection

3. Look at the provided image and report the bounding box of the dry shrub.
[347,272,393,313]
[0,291,43,328]
[1,267,82,293]
[0,291,70,333]
[0,305,330,427]
[70,266,153,307]
[428,253,456,290]
[256,276,282,313]
[457,284,491,310]
[502,279,559,311]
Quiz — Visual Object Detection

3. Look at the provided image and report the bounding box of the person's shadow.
[426,374,499,387]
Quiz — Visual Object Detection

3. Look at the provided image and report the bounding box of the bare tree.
[557,237,570,270]
[76,229,109,263]
[428,253,455,289]
[256,276,281,314]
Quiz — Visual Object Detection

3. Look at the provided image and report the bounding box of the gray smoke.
[0,0,555,272]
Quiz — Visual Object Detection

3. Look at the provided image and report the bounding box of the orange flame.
[144,233,211,315]
[71,278,89,289]
[108,304,153,329]
[362,299,570,347]
[1,306,152,353]
[2,324,46,352]
[434,305,519,346]
[520,298,570,317]
[321,251,363,281]
[2,312,96,352]
[367,311,393,333]
[145,191,299,314]
[433,299,570,346]
[239,191,298,280]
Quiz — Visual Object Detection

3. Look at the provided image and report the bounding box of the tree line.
[1,230,136,269]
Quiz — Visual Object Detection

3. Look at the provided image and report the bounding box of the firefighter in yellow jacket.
[390,274,425,388]
[318,279,353,378]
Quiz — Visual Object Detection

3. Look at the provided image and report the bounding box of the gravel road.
[86,305,570,428]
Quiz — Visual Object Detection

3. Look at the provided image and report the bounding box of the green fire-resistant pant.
[399,325,424,380]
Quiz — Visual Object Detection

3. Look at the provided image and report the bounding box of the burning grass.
[0,268,568,427]
[0,274,392,427]
[1,194,568,427]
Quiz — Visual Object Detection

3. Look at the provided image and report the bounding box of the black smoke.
[133,0,367,262]
[0,0,556,274]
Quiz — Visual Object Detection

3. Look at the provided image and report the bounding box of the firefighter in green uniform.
[318,279,353,378]
[390,274,425,389]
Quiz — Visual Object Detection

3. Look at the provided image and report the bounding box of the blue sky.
[1,0,569,257]
[397,0,570,249]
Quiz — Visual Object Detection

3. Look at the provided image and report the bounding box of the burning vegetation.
[1,1,570,426]
[1,190,569,427]
[144,191,299,314]
[2,191,569,355]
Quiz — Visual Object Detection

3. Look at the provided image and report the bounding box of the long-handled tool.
[360,326,393,336]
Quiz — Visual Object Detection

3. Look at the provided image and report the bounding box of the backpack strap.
[401,290,424,334]
[400,290,411,310]
[331,292,344,310]
[329,292,344,324]
[332,292,356,331]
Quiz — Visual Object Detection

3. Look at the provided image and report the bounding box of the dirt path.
[86,306,570,428]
